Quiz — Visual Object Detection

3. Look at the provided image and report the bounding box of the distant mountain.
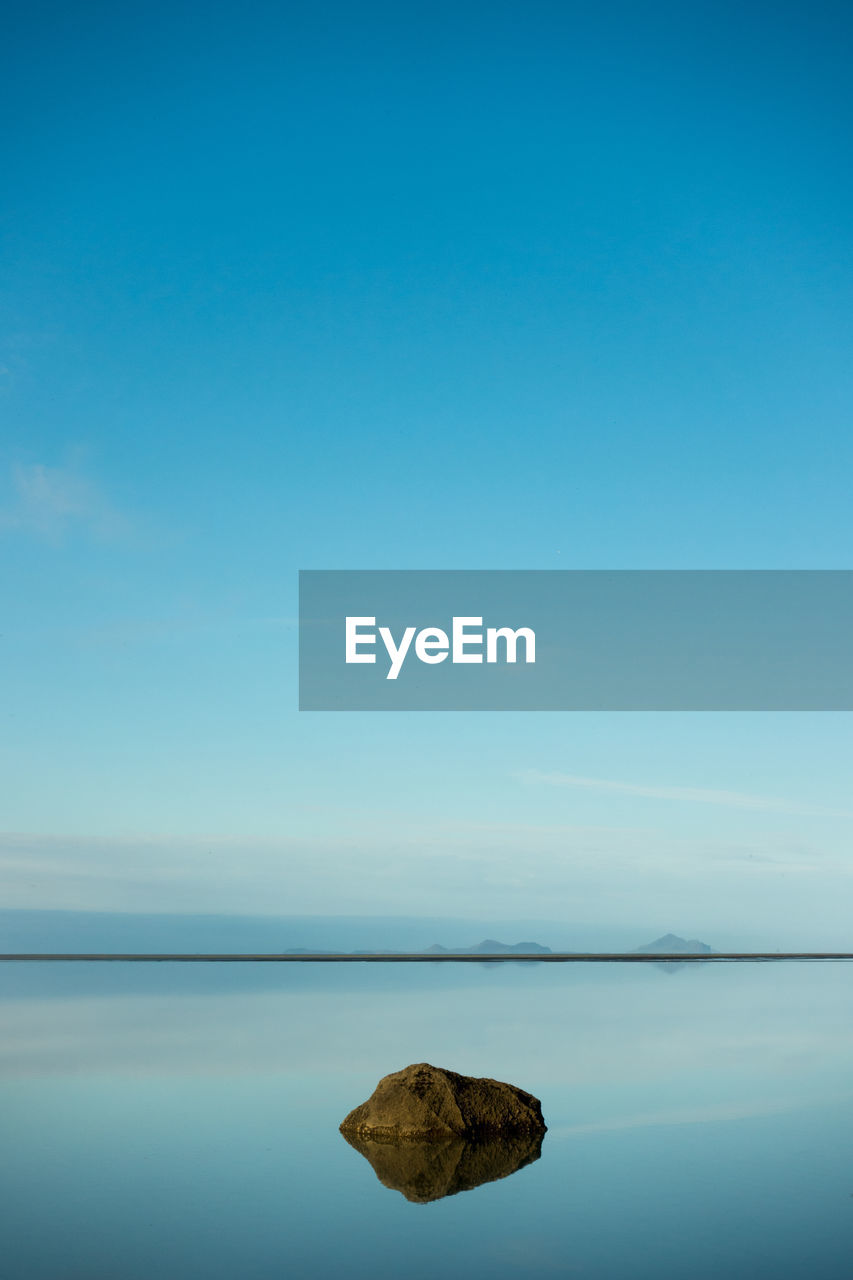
[425,940,552,955]
[284,939,553,956]
[0,910,632,955]
[636,933,714,955]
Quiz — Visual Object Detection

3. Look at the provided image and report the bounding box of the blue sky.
[2,1,853,942]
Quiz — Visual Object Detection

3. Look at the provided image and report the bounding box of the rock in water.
[339,1062,547,1140]
[341,1129,544,1203]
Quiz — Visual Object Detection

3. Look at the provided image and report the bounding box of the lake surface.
[2,960,853,1278]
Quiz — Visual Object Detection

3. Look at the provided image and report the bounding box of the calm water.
[2,960,853,1278]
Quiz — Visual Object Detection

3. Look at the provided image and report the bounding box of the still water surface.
[2,960,853,1278]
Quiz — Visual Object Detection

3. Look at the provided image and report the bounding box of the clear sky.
[2,0,852,943]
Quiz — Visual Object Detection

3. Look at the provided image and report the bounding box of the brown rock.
[339,1062,547,1140]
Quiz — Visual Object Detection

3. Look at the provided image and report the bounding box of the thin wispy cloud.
[522,770,853,818]
[0,461,125,542]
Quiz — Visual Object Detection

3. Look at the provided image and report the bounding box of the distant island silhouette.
[283,937,714,957]
[283,938,553,956]
[633,933,715,974]
[424,940,552,955]
[635,933,714,955]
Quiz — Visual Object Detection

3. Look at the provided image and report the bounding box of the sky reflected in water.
[2,961,853,1278]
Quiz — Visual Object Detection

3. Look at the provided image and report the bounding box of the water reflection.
[4,964,853,1277]
[341,1128,545,1202]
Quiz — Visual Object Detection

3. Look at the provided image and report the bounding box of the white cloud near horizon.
[2,825,853,948]
[522,770,853,818]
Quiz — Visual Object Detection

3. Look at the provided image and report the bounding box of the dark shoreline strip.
[2,953,853,963]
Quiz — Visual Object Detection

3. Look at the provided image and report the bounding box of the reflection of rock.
[341,1129,545,1203]
[339,1062,547,1140]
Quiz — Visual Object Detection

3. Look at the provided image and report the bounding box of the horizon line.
[3,952,853,963]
